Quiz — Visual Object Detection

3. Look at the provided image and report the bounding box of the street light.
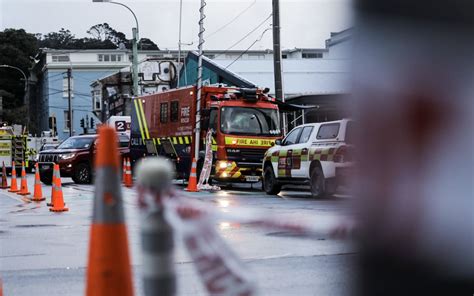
[93,0,140,99]
[0,64,29,127]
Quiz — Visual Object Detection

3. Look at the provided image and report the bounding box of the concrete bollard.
[135,157,176,296]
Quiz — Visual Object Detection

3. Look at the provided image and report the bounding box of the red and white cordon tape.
[162,192,355,296]
[198,129,220,191]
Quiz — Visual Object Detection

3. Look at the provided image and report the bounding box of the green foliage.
[0,29,38,111]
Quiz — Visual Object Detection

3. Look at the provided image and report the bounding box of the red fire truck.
[130,85,282,183]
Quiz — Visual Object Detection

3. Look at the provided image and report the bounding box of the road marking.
[0,190,29,203]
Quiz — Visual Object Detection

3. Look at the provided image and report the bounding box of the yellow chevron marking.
[138,99,150,139]
[133,99,146,141]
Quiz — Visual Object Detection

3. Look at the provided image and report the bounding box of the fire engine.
[130,85,282,183]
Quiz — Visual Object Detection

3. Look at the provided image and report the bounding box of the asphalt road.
[0,174,357,295]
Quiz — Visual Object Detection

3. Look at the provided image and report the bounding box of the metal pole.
[132,27,139,99]
[67,68,73,137]
[177,0,183,88]
[194,0,206,162]
[272,0,287,134]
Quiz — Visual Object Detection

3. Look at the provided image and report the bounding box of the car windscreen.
[57,137,94,149]
[220,107,281,136]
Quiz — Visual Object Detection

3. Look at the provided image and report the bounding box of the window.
[344,121,355,145]
[282,54,288,59]
[92,90,101,111]
[283,128,302,146]
[52,55,70,62]
[298,126,314,144]
[62,77,74,98]
[170,101,179,122]
[98,54,123,62]
[63,110,73,130]
[160,102,168,123]
[302,53,323,59]
[316,123,340,140]
[220,107,280,136]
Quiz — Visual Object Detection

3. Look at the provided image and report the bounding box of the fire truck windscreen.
[220,107,281,136]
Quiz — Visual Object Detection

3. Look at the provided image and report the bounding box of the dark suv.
[38,134,129,184]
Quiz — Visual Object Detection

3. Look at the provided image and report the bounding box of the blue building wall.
[45,70,115,140]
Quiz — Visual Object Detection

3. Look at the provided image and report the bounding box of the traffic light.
[80,118,85,128]
[90,117,95,129]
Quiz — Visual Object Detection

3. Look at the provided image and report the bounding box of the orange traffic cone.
[8,161,19,193]
[30,163,45,202]
[50,164,68,212]
[186,158,199,192]
[0,162,9,189]
[124,157,133,188]
[47,164,57,207]
[86,126,133,296]
[17,162,31,196]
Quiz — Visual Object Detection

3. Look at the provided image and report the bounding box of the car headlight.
[218,161,232,169]
[59,153,76,160]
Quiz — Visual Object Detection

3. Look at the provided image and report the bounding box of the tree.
[0,29,38,112]
[38,28,75,49]
[87,23,128,47]
[139,38,159,50]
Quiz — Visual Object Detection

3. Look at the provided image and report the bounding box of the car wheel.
[73,163,91,184]
[263,165,281,195]
[310,166,327,198]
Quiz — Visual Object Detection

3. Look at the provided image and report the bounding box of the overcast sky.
[0,0,353,50]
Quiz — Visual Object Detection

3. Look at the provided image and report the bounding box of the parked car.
[262,119,355,198]
[38,134,129,184]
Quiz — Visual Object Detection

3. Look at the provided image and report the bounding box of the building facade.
[32,29,351,139]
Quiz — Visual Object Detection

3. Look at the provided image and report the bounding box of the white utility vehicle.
[262,119,355,198]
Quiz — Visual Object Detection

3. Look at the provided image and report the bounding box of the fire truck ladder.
[12,136,25,167]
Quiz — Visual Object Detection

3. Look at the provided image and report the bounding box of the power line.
[205,0,257,40]
[225,27,272,69]
[213,14,272,59]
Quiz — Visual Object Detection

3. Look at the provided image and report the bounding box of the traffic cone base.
[86,224,133,295]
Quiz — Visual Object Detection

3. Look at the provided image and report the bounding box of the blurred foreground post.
[135,157,176,296]
[353,1,474,295]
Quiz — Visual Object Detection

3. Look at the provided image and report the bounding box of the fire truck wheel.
[73,163,92,184]
[263,165,281,195]
[310,166,326,198]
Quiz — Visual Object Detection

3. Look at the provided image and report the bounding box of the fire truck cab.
[130,85,282,183]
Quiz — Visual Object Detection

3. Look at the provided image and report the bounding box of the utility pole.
[272,0,287,134]
[177,0,183,88]
[194,0,206,163]
[67,68,73,137]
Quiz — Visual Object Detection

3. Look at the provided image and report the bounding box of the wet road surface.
[0,174,357,295]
